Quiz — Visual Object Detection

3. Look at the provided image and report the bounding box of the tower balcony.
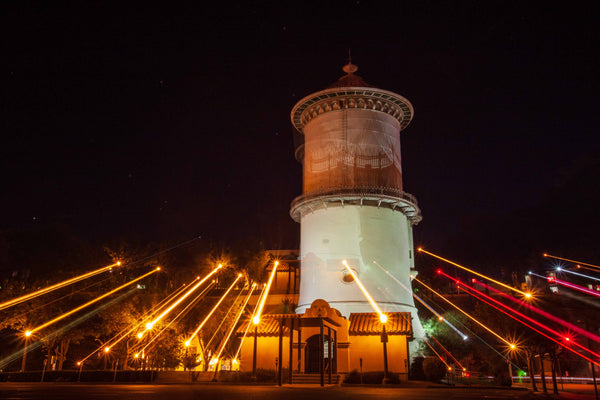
[290,186,422,225]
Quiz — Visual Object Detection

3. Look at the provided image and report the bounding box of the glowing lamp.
[253,316,260,325]
[380,314,387,324]
[77,361,81,366]
[436,269,442,274]
[232,359,238,365]
[185,341,191,347]
[524,292,532,298]
[438,316,444,321]
[448,367,452,371]
[25,330,32,337]
[137,332,143,339]
[116,261,122,266]
[156,266,161,271]
[510,344,516,350]
[417,247,423,252]
[146,322,154,330]
[104,347,110,353]
[134,354,139,358]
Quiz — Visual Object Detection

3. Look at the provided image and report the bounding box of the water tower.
[290,62,425,341]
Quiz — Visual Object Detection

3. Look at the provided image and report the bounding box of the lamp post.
[22,330,31,372]
[77,361,83,382]
[381,318,389,384]
[252,323,258,378]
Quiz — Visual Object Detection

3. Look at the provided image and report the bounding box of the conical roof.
[326,62,375,89]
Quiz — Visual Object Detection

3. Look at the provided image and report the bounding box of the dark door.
[305,334,331,373]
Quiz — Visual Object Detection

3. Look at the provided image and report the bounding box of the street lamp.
[381,315,389,384]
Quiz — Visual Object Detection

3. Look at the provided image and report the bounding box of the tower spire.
[343,49,358,75]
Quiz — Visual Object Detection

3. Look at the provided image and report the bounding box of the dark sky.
[2,2,599,266]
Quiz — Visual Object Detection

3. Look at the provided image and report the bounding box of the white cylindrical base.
[296,204,425,354]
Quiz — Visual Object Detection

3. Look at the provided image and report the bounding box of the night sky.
[2,2,599,271]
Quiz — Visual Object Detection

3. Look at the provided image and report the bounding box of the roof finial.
[343,48,358,75]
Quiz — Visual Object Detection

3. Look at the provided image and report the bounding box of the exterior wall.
[348,335,408,377]
[296,205,416,317]
[238,335,290,372]
[302,109,403,192]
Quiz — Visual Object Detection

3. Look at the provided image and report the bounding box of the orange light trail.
[233,286,263,362]
[439,271,600,360]
[421,336,452,370]
[213,283,256,363]
[430,335,465,371]
[87,278,209,362]
[373,261,468,339]
[142,264,223,335]
[343,260,387,323]
[253,261,278,325]
[544,253,600,271]
[137,281,216,354]
[186,274,243,344]
[463,280,600,367]
[414,277,514,348]
[0,262,121,311]
[418,248,531,298]
[474,279,600,345]
[28,267,157,335]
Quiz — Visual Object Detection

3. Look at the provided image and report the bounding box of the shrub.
[422,356,447,382]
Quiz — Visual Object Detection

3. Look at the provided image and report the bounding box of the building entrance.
[305,334,333,373]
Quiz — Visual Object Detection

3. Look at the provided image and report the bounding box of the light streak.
[141,264,223,336]
[186,274,243,344]
[2,288,135,370]
[474,279,600,345]
[529,271,600,299]
[253,261,279,324]
[136,281,216,354]
[373,261,468,340]
[213,283,257,363]
[418,248,530,298]
[463,280,600,367]
[204,282,246,350]
[544,253,600,271]
[430,335,465,371]
[85,279,212,363]
[440,271,600,359]
[421,336,452,370]
[342,260,387,323]
[0,262,121,311]
[414,278,514,348]
[233,286,262,362]
[28,268,157,335]
[557,267,600,282]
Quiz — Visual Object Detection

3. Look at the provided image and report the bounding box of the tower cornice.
[290,186,422,225]
[291,87,414,134]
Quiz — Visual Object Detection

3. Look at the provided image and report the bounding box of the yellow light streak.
[0,262,121,311]
[142,264,223,335]
[29,267,158,335]
[421,336,452,370]
[342,260,387,323]
[414,278,515,348]
[213,282,256,363]
[187,274,243,343]
[418,248,531,298]
[233,284,262,361]
[91,278,205,359]
[135,280,216,353]
[253,261,278,325]
[544,253,600,271]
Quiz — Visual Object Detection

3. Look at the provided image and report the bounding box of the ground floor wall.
[238,331,408,380]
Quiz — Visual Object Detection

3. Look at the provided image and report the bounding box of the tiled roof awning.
[349,312,412,336]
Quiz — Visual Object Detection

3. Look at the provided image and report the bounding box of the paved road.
[0,383,555,400]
